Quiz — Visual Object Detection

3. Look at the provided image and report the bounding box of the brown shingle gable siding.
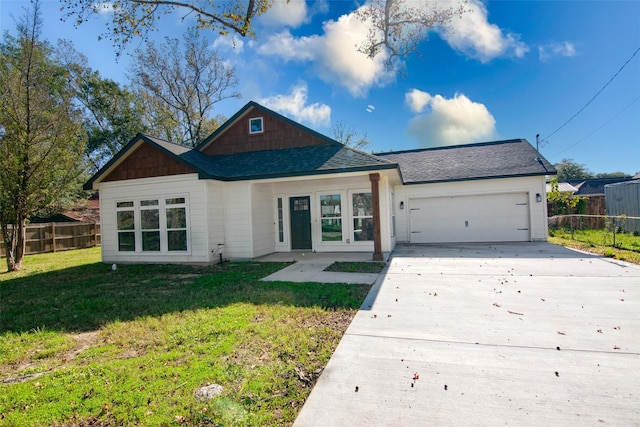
[102,143,196,182]
[200,110,328,156]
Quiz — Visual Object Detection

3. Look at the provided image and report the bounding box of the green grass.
[324,261,386,274]
[0,248,371,426]
[549,228,640,265]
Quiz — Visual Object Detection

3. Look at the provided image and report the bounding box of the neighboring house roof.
[546,182,578,193]
[376,139,555,184]
[566,177,633,196]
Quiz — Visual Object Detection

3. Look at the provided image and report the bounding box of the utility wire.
[549,95,640,160]
[542,46,640,141]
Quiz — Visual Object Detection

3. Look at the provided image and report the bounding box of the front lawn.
[0,248,371,426]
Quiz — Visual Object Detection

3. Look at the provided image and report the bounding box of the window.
[116,201,135,251]
[320,194,342,242]
[140,200,160,251]
[166,198,187,251]
[249,117,263,134]
[277,197,284,243]
[115,197,188,253]
[352,192,373,241]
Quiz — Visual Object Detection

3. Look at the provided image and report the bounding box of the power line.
[542,46,640,142]
[549,95,640,160]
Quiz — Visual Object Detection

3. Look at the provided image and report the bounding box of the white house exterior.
[85,101,554,265]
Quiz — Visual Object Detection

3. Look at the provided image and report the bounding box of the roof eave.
[403,171,553,185]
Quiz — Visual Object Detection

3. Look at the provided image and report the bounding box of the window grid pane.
[353,193,373,241]
[320,194,342,242]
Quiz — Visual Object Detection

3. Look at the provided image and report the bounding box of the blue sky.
[2,0,639,176]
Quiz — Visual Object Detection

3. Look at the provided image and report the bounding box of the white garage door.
[409,193,530,243]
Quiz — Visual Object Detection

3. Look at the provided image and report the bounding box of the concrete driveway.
[294,242,640,426]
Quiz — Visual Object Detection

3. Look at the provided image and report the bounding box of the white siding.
[206,181,226,262]
[98,174,211,263]
[251,183,275,257]
[270,173,396,253]
[394,176,549,243]
[222,182,253,259]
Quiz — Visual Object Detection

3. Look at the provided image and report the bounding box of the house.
[84,101,554,264]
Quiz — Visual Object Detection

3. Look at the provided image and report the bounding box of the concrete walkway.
[259,251,387,284]
[294,242,640,426]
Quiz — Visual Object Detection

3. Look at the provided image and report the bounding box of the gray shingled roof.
[198,144,395,180]
[122,134,395,179]
[376,139,555,184]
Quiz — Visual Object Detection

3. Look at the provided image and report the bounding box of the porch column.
[369,173,383,261]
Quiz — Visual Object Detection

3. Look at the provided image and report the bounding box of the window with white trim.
[115,197,189,253]
[141,199,160,251]
[320,194,342,242]
[249,117,263,134]
[165,197,187,251]
[277,197,285,243]
[116,201,135,251]
[352,192,373,241]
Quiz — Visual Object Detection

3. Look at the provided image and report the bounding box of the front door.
[290,196,312,249]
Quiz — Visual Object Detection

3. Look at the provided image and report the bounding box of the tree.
[554,159,593,181]
[129,29,239,147]
[56,41,148,171]
[60,0,273,55]
[546,177,583,216]
[61,0,464,66]
[331,120,371,151]
[355,0,465,68]
[0,1,86,271]
[594,172,629,178]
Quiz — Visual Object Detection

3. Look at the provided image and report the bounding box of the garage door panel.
[409,193,530,243]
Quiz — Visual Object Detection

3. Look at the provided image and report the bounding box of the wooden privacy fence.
[0,222,101,258]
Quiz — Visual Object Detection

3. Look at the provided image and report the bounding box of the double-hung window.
[320,194,342,242]
[165,198,187,251]
[116,201,135,251]
[140,200,160,251]
[352,192,373,241]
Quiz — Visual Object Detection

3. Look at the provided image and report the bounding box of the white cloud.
[257,6,392,97]
[259,0,309,28]
[405,89,432,113]
[437,0,529,62]
[405,91,496,147]
[212,35,245,53]
[258,83,331,127]
[538,41,577,62]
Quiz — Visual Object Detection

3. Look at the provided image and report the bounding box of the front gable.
[198,102,332,156]
[102,142,196,183]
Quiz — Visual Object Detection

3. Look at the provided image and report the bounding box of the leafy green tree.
[594,172,629,178]
[129,29,239,147]
[554,158,593,181]
[546,177,583,216]
[57,40,148,171]
[0,1,86,271]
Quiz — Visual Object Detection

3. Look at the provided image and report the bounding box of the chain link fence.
[548,214,640,251]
